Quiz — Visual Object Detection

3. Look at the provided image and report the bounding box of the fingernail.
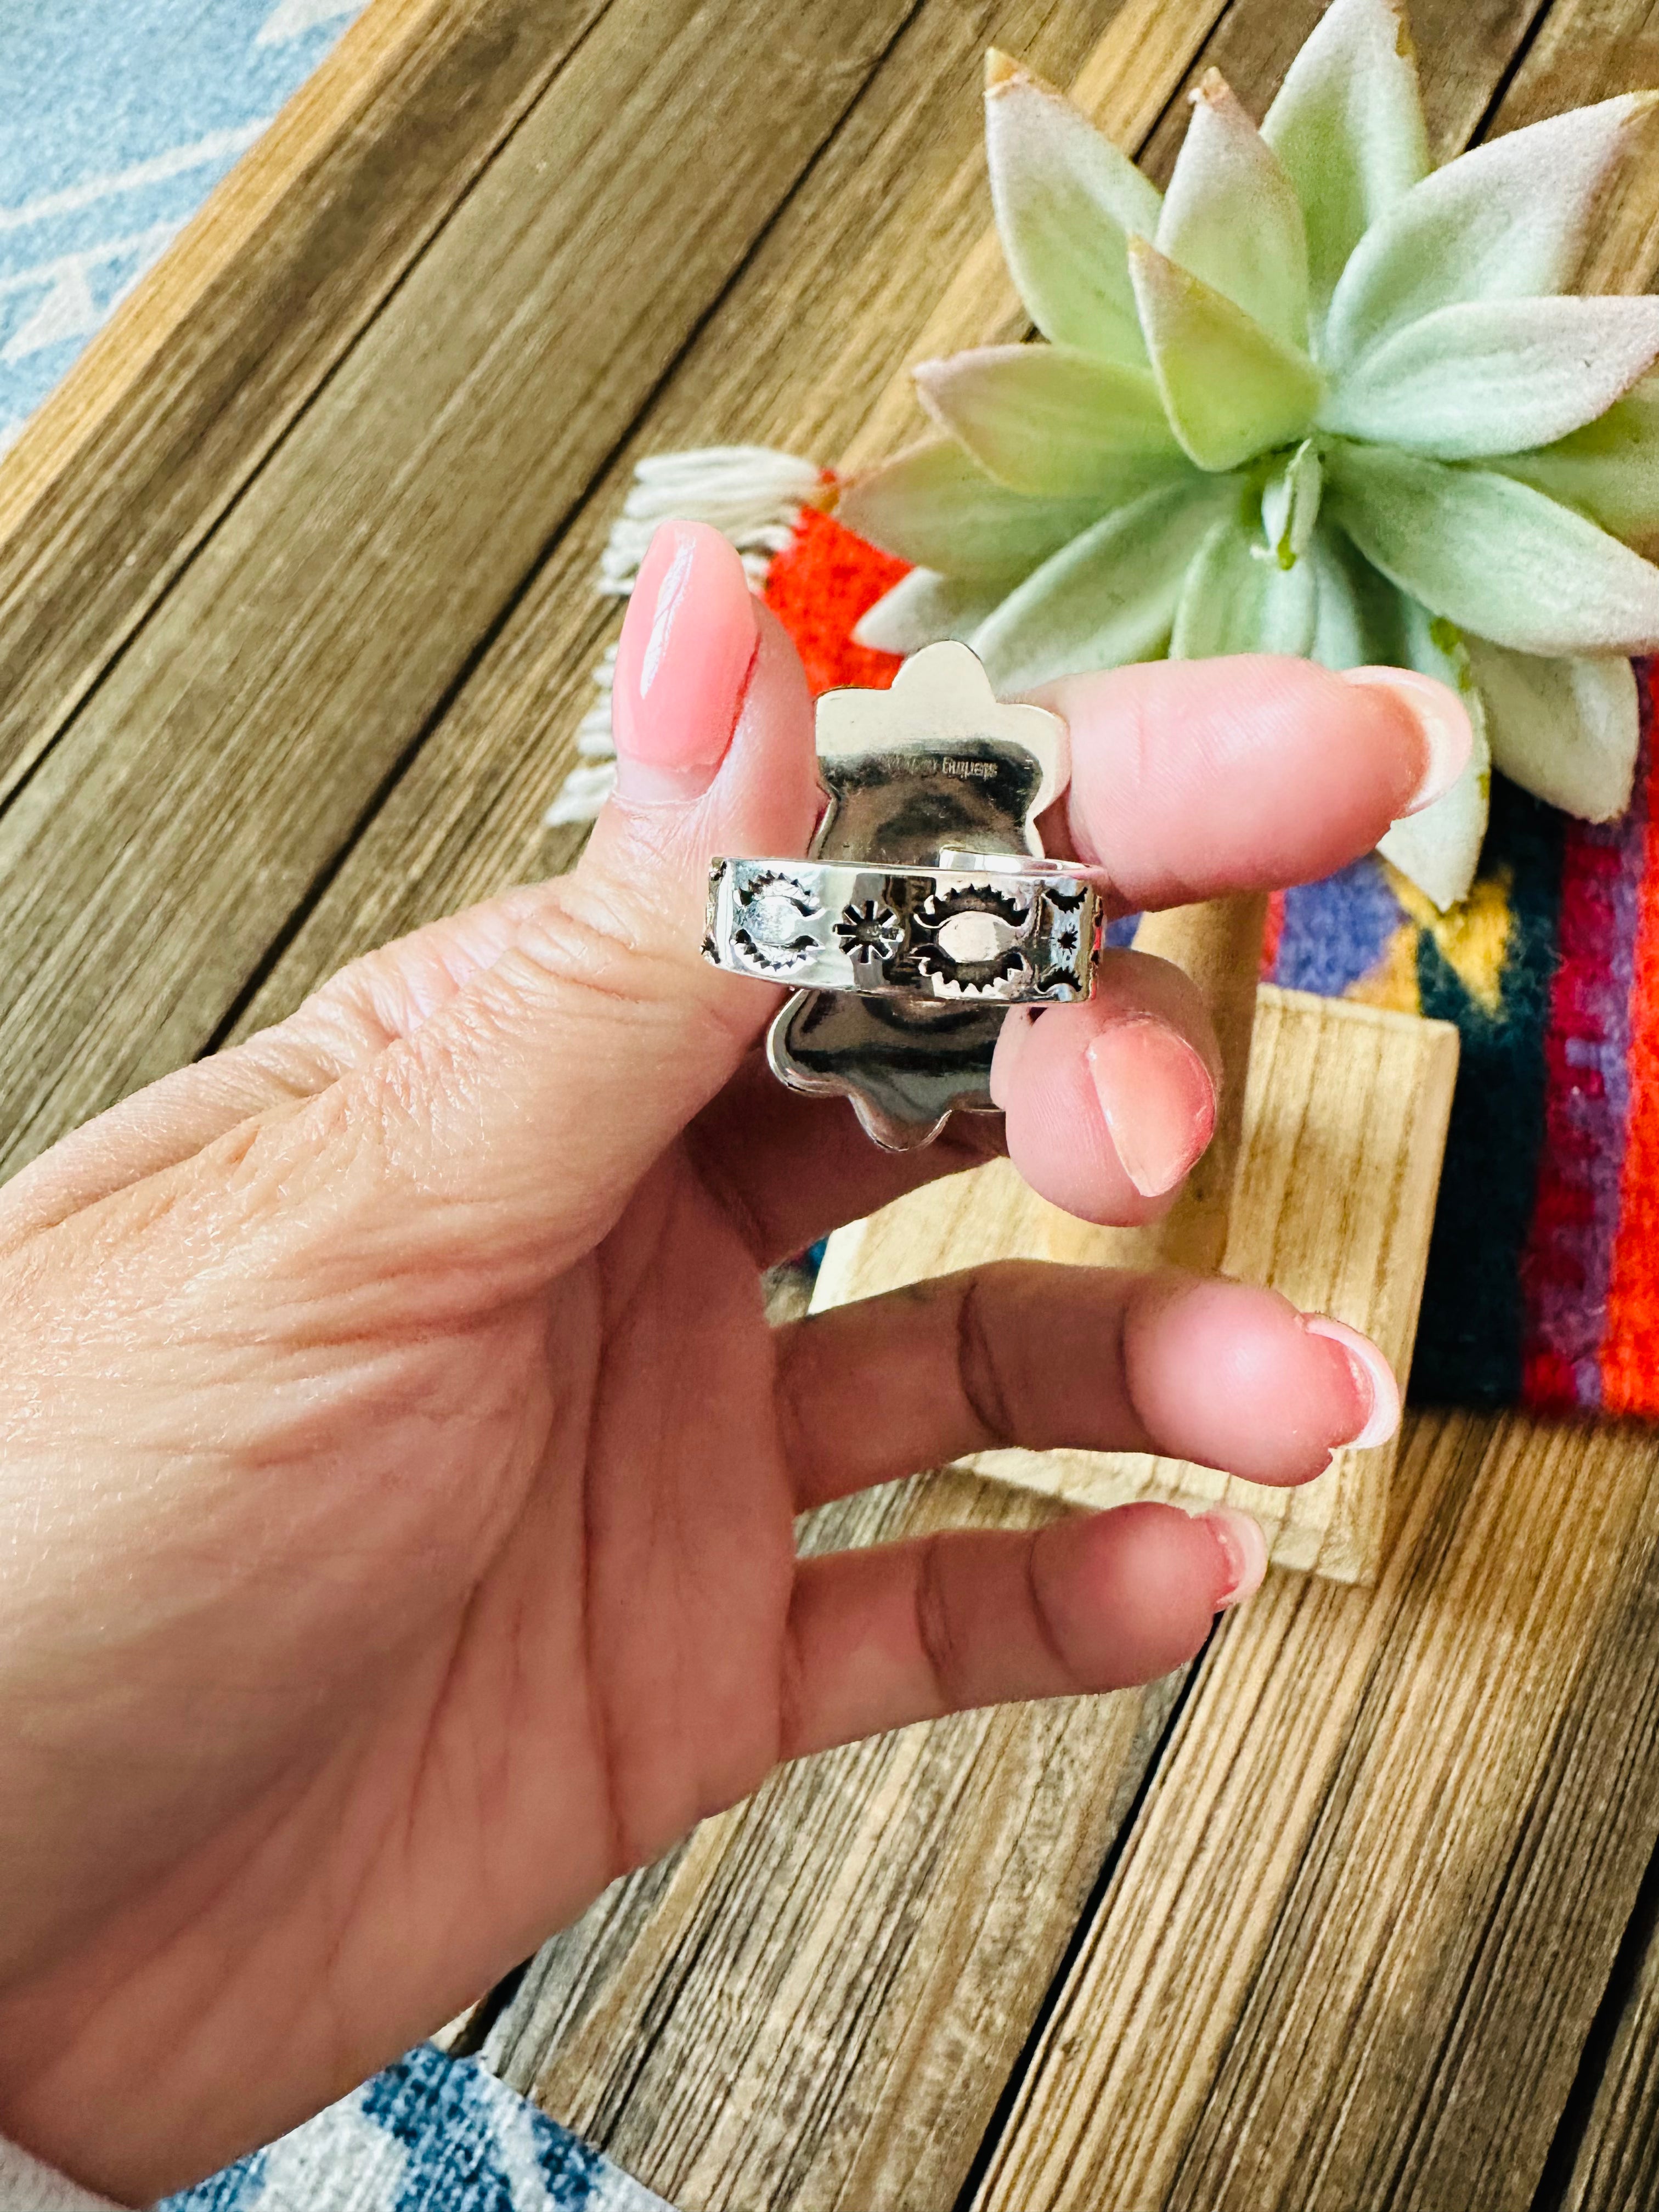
[1086,1016,1216,1198]
[1203,1509,1267,1609]
[1301,1314,1402,1448]
[612,520,759,804]
[1338,665,1474,817]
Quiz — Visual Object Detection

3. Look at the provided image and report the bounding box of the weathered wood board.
[970,1410,1659,2212]
[0,0,924,1177]
[814,988,1460,1582]
[232,0,1249,1030]
[0,0,611,802]
[1553,1861,1659,2208]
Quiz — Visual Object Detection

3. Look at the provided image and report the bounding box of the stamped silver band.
[702,853,1105,1004]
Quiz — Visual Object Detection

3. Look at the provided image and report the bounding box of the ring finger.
[686,946,1218,1262]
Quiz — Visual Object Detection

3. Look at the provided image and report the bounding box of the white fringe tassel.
[544,445,823,829]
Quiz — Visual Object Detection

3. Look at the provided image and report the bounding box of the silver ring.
[702,854,1105,1003]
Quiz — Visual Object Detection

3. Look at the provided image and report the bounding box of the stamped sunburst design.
[833,899,906,978]
[1041,908,1085,988]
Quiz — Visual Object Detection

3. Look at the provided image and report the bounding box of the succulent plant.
[839,0,1659,907]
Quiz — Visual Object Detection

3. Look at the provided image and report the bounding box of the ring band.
[702,854,1105,1003]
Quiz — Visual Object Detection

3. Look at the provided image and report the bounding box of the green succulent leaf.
[1377,738,1491,909]
[1375,603,1492,909]
[1304,524,1412,669]
[1170,510,1319,657]
[1302,530,1488,904]
[912,343,1180,495]
[851,567,1017,655]
[1157,69,1311,349]
[1261,0,1429,318]
[972,475,1234,692]
[1128,238,1324,470]
[1262,439,1324,565]
[1465,636,1640,820]
[847,37,1659,855]
[984,53,1163,365]
[1325,441,1659,654]
[1498,373,1659,546]
[1322,94,1655,369]
[836,439,1113,583]
[1323,295,1659,459]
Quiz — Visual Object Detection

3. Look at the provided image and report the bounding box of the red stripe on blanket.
[1261,889,1286,978]
[1602,670,1659,1417]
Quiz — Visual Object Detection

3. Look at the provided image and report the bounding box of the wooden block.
[813,987,1460,1583]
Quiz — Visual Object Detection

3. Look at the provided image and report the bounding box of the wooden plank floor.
[6,0,1659,2207]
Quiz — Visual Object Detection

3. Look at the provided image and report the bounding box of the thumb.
[305,521,822,1270]
[578,515,821,986]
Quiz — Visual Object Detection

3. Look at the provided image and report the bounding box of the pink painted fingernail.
[612,521,759,804]
[1203,1509,1268,1609]
[1301,1314,1402,1448]
[1086,1017,1216,1198]
[1339,665,1474,816]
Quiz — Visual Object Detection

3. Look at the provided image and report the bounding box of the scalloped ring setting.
[693,640,1098,1148]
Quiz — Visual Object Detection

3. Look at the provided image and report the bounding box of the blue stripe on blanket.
[159,2045,671,2212]
[0,0,364,453]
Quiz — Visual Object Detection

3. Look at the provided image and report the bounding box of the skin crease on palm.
[0,520,1470,2206]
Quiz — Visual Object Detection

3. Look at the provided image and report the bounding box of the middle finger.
[1040,651,1471,902]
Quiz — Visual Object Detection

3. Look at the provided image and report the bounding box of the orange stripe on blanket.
[762,506,906,696]
[1602,669,1659,1414]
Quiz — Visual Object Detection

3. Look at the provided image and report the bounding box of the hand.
[0,521,1466,2203]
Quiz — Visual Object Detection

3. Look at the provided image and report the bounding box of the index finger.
[1037,654,1472,911]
